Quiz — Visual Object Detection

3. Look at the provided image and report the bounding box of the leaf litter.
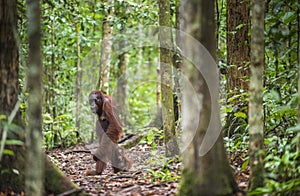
[47,143,249,195]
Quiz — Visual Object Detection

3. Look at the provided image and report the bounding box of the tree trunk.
[25,0,44,194]
[156,59,162,126]
[75,22,82,133]
[173,0,183,128]
[225,0,250,135]
[159,0,179,157]
[0,0,19,123]
[116,39,128,125]
[98,0,113,93]
[0,1,87,194]
[226,0,250,97]
[179,0,237,195]
[44,158,85,195]
[115,1,129,126]
[146,52,163,128]
[248,0,265,191]
[0,0,25,191]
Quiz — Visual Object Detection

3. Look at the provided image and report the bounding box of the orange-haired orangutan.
[86,90,132,175]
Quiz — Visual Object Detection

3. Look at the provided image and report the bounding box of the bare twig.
[64,150,91,155]
[57,187,84,196]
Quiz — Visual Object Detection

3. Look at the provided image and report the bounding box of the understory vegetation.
[1,0,299,195]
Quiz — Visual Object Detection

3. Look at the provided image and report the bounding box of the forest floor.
[47,142,249,196]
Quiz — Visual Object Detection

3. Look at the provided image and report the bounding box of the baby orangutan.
[86,90,132,175]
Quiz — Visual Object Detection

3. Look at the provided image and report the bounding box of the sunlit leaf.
[234,112,247,119]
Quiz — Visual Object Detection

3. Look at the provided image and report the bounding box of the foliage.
[220,0,300,194]
[0,116,23,152]
[139,127,164,149]
[17,0,160,149]
[127,77,158,128]
[43,114,81,149]
[138,127,180,182]
[0,115,24,176]
[14,0,300,193]
[145,157,181,182]
[258,1,300,193]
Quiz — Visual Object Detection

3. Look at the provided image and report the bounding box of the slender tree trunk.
[173,0,183,128]
[159,0,179,157]
[44,17,55,116]
[248,0,265,191]
[179,0,237,195]
[50,16,56,119]
[137,27,143,69]
[0,1,87,194]
[144,55,163,128]
[116,39,128,125]
[25,0,44,194]
[98,0,113,93]
[115,0,128,126]
[156,59,162,124]
[75,22,82,133]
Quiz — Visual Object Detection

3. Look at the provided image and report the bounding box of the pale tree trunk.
[179,0,237,195]
[159,0,179,157]
[25,0,44,194]
[137,28,143,69]
[98,0,113,93]
[156,61,162,125]
[145,59,163,128]
[50,17,55,117]
[116,39,128,125]
[248,0,265,191]
[75,22,82,133]
[44,16,55,117]
[115,0,128,126]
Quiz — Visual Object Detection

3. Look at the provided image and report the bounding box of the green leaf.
[282,11,296,24]
[0,115,7,120]
[55,114,70,120]
[234,112,247,119]
[286,124,300,134]
[0,168,9,174]
[235,23,245,30]
[241,159,248,171]
[3,149,14,156]
[43,113,53,124]
[5,140,24,146]
[270,89,280,102]
[147,133,154,144]
[151,142,156,150]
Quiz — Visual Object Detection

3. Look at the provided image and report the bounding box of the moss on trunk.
[159,0,179,157]
[45,158,87,195]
